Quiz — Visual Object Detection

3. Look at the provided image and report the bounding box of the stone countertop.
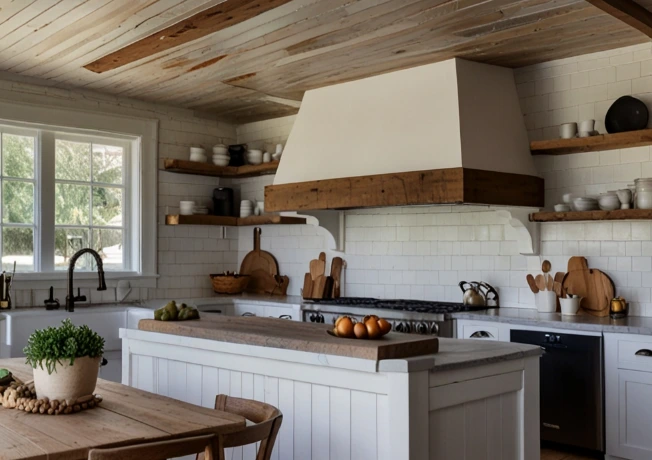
[378,337,541,372]
[453,308,652,335]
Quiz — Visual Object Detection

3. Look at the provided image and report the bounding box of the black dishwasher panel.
[510,329,604,452]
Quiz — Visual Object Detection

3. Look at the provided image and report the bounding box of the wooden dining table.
[0,358,245,460]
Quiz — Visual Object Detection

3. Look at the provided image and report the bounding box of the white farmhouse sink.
[0,305,152,382]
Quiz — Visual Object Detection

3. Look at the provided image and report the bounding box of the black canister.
[228,144,247,167]
[213,187,234,216]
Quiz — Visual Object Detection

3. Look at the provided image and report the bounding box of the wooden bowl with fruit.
[329,315,392,340]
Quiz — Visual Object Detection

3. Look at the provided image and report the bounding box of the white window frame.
[0,100,158,290]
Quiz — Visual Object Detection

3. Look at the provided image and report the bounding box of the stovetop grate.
[308,297,492,314]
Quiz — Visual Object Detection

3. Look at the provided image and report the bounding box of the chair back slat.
[210,394,283,460]
[89,434,216,460]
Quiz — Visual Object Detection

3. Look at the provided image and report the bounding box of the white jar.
[635,178,652,209]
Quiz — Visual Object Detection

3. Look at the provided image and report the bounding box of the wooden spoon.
[547,276,554,291]
[542,259,551,287]
[526,274,539,294]
[535,274,546,291]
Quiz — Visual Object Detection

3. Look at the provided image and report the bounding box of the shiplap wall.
[0,78,238,307]
[233,44,652,316]
[130,354,389,460]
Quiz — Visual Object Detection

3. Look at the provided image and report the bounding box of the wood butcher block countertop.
[138,315,439,361]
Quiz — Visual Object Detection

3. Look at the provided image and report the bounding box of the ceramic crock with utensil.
[536,291,557,313]
[560,296,582,315]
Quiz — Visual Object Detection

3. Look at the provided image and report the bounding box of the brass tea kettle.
[459,281,499,307]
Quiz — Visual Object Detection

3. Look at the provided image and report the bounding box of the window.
[0,123,136,275]
[54,135,128,271]
[0,128,36,271]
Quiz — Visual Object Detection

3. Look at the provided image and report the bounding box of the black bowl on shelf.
[605,96,649,134]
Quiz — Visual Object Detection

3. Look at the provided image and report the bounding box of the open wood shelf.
[530,129,652,156]
[529,209,652,222]
[165,214,306,226]
[163,159,279,178]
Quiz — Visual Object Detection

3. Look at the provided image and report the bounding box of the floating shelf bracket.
[495,208,541,255]
[282,210,345,252]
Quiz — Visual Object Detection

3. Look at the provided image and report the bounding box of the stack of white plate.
[193,205,209,215]
[212,144,230,166]
[573,197,599,211]
[189,147,207,163]
[240,200,254,218]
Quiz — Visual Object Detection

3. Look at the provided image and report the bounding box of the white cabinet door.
[615,369,652,459]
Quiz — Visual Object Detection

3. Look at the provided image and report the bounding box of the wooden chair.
[198,394,283,460]
[88,434,217,460]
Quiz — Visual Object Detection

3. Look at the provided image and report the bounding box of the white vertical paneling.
[465,399,487,459]
[265,377,280,460]
[254,374,265,402]
[136,355,154,392]
[186,364,202,407]
[351,391,377,459]
[444,405,466,459]
[294,382,312,460]
[168,360,187,402]
[278,379,294,460]
[130,355,139,388]
[311,385,330,460]
[376,395,390,460]
[486,395,503,460]
[501,392,519,460]
[329,387,351,460]
[429,408,448,457]
[242,372,256,460]
[231,371,243,460]
[156,358,168,396]
[218,369,230,396]
[201,366,219,408]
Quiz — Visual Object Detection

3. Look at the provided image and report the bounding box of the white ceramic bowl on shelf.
[598,193,620,211]
[573,197,599,211]
[212,158,229,167]
[212,144,228,155]
[554,204,570,212]
[179,201,195,216]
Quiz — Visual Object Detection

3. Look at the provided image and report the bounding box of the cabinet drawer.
[617,338,652,373]
[462,324,500,340]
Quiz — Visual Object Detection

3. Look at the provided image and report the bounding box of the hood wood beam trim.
[265,168,544,212]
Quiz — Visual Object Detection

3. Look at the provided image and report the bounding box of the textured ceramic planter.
[33,356,101,401]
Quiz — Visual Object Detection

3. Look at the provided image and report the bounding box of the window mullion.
[39,131,55,272]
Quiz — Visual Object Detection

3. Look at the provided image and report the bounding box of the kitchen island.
[121,314,542,460]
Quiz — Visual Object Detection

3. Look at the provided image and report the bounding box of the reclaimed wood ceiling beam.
[83,0,294,73]
[584,0,652,37]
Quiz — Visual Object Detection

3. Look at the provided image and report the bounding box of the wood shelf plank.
[530,129,652,155]
[529,209,652,222]
[165,214,306,226]
[163,159,279,178]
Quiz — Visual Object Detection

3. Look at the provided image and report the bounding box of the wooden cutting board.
[567,256,589,272]
[240,227,278,275]
[139,315,439,361]
[561,268,614,317]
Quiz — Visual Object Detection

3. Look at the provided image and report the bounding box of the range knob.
[310,313,316,323]
[317,313,325,323]
[416,322,428,334]
[430,323,439,335]
[395,322,406,333]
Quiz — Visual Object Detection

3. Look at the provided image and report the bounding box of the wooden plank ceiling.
[0,0,649,124]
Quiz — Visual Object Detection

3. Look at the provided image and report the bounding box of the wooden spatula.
[526,274,539,294]
[547,276,554,291]
[535,274,546,291]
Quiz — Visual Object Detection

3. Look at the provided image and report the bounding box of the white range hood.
[266,58,543,212]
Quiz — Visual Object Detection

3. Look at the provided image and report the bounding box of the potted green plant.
[24,319,105,401]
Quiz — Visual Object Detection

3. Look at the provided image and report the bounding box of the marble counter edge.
[453,310,652,335]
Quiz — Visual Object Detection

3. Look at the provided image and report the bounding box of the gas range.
[302,297,494,338]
